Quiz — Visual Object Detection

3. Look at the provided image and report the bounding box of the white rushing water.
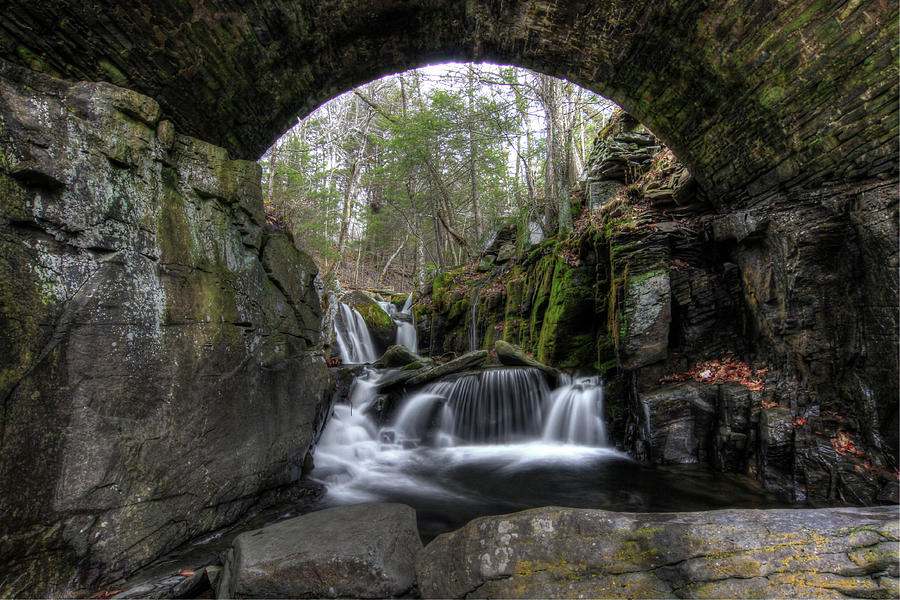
[313,367,615,507]
[334,302,379,363]
[378,292,418,354]
[543,375,608,446]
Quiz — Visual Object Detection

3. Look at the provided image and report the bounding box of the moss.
[0,233,52,401]
[447,297,470,321]
[413,303,431,321]
[527,254,557,346]
[432,268,463,306]
[536,258,598,368]
[14,44,60,76]
[0,173,31,222]
[355,301,393,333]
[98,58,130,87]
[389,293,409,307]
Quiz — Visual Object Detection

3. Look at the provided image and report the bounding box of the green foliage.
[260,64,615,288]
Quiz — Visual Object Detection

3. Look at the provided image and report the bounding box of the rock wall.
[0,61,332,596]
[416,113,898,506]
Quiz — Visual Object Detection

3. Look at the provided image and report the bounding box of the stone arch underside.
[2,0,897,202]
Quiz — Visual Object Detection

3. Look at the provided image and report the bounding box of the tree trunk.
[429,189,445,271]
[324,106,374,284]
[538,73,573,235]
[426,159,471,258]
[467,66,483,243]
[379,232,409,284]
[266,141,280,215]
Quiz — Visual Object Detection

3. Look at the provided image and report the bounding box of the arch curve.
[2,0,896,201]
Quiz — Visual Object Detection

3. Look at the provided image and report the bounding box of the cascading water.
[334,302,379,363]
[316,314,784,540]
[378,292,418,353]
[313,367,641,537]
[543,375,607,446]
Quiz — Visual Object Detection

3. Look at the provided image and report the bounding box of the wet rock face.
[1,2,895,202]
[417,505,900,599]
[0,63,332,595]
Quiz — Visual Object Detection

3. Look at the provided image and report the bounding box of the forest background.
[260,64,616,290]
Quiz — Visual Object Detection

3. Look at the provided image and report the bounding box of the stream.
[315,296,783,540]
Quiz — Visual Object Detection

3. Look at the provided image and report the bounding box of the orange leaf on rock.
[176,569,195,577]
[831,431,865,457]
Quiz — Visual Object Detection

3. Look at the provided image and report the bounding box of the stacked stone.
[582,113,661,212]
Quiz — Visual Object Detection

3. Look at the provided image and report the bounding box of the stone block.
[217,503,422,598]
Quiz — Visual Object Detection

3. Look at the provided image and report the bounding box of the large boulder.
[619,267,671,369]
[375,344,428,369]
[417,505,899,599]
[217,503,422,598]
[640,382,717,465]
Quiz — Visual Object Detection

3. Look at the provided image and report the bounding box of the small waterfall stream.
[334,302,379,363]
[378,292,418,354]
[334,293,418,363]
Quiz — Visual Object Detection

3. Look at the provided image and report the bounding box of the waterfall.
[439,369,550,443]
[468,287,480,352]
[389,369,549,444]
[311,367,641,534]
[542,376,607,446]
[384,368,608,446]
[378,293,418,353]
[334,302,379,363]
[311,359,788,538]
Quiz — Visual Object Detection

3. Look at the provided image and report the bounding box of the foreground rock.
[217,503,422,598]
[417,506,899,599]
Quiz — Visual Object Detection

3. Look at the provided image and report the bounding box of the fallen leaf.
[792,417,807,427]
[761,400,778,409]
[831,431,865,457]
[176,569,195,577]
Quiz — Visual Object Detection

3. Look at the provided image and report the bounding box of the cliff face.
[0,62,332,595]
[416,113,898,506]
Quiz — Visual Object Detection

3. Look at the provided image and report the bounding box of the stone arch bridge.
[3,0,896,199]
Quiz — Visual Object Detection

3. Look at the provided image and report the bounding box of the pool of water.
[311,440,787,541]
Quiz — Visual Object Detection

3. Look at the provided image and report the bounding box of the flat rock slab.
[417,505,899,598]
[217,503,422,598]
